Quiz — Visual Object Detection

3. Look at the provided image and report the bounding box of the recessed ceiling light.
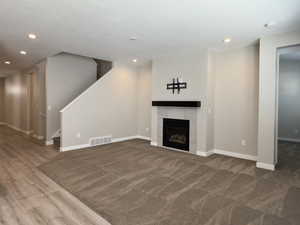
[28,33,37,39]
[223,38,231,43]
[132,59,137,63]
[20,50,27,55]
[264,22,277,29]
[130,37,137,41]
[4,61,11,65]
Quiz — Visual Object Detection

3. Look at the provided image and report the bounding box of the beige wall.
[46,53,97,141]
[152,50,208,101]
[258,30,300,167]
[26,60,47,138]
[214,45,259,157]
[0,78,5,123]
[205,52,215,151]
[0,61,46,136]
[278,58,300,141]
[60,62,139,148]
[137,62,152,138]
[4,73,31,132]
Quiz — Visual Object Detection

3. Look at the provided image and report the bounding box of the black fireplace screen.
[163,118,190,151]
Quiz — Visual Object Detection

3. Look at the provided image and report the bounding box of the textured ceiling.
[0,0,300,74]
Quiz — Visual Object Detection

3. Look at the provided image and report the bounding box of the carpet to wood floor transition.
[39,139,300,225]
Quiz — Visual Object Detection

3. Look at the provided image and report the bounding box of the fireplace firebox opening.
[163,118,190,151]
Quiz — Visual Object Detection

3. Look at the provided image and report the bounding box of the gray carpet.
[39,140,300,225]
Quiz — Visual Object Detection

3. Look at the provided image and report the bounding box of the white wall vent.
[89,136,112,146]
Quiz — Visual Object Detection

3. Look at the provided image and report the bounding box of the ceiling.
[1,0,300,75]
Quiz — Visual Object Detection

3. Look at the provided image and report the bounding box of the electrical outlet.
[47,105,52,111]
[76,132,81,138]
[241,140,247,146]
[295,129,299,134]
[145,128,150,132]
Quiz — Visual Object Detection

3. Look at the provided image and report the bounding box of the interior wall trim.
[197,149,257,161]
[135,135,151,141]
[60,135,151,152]
[196,150,214,157]
[2,123,31,135]
[214,149,258,161]
[256,162,275,171]
[150,141,158,146]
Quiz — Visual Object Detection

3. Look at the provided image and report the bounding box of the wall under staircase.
[46,53,98,143]
[59,62,152,151]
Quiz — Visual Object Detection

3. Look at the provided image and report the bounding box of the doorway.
[276,45,300,170]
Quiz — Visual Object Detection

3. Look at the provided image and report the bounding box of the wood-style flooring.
[40,137,300,225]
[0,125,110,225]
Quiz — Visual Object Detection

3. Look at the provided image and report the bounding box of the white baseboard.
[5,123,31,135]
[256,162,275,171]
[111,136,140,143]
[60,143,90,152]
[214,149,257,161]
[112,135,151,143]
[45,140,54,146]
[135,135,151,141]
[278,137,300,143]
[60,135,151,152]
[3,122,45,140]
[196,150,214,157]
[150,141,158,146]
[196,149,257,161]
[32,134,44,140]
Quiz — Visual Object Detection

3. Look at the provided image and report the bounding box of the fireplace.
[163,118,190,151]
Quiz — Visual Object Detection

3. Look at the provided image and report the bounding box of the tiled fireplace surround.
[151,106,199,154]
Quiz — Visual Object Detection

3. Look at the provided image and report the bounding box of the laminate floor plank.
[0,126,110,225]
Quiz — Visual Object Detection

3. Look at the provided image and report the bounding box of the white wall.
[278,58,300,141]
[137,62,152,138]
[214,45,259,157]
[60,62,141,149]
[46,53,97,141]
[258,30,300,168]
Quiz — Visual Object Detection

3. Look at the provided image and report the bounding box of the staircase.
[93,59,112,80]
[51,58,112,150]
[53,136,61,149]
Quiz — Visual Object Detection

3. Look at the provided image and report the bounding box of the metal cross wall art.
[167,78,187,94]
